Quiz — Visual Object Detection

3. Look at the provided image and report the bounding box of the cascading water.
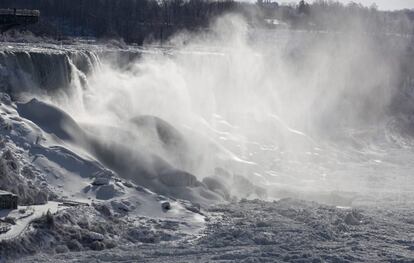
[1,16,414,205]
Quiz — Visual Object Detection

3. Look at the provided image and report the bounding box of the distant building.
[264,18,289,29]
[257,0,279,8]
[0,190,18,210]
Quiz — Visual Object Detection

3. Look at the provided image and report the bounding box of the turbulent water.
[1,17,414,206]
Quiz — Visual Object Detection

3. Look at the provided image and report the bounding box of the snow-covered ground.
[16,199,414,262]
[0,202,58,241]
[0,88,208,262]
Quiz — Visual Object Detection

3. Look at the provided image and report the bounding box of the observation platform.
[0,9,40,33]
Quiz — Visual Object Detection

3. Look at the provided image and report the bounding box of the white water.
[1,16,414,203]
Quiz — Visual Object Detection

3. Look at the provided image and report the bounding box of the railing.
[0,9,40,17]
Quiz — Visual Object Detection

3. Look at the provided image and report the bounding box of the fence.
[0,9,40,17]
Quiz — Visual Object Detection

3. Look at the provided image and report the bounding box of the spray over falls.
[1,16,413,207]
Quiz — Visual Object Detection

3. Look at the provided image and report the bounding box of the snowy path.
[0,202,59,241]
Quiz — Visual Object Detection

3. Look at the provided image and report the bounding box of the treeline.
[0,0,413,44]
[0,0,237,44]
[257,0,414,35]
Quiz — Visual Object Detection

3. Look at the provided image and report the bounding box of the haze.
[342,0,414,10]
[258,1,414,10]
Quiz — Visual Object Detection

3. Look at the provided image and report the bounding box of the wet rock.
[123,181,133,188]
[111,200,131,213]
[81,229,105,244]
[21,166,36,179]
[4,217,16,225]
[2,150,19,171]
[202,176,230,200]
[77,218,90,229]
[90,241,105,251]
[162,201,171,211]
[126,228,161,243]
[185,203,201,214]
[104,239,117,249]
[96,184,121,200]
[337,223,350,232]
[256,221,270,228]
[344,211,362,226]
[159,169,199,187]
[93,203,112,217]
[92,177,110,186]
[67,239,83,251]
[0,93,11,105]
[34,191,48,205]
[55,245,69,254]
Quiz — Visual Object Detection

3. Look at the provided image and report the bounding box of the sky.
[259,1,414,10]
[343,0,414,10]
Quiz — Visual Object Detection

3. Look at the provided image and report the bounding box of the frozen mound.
[85,134,213,203]
[87,132,224,205]
[130,115,187,151]
[130,115,190,168]
[202,167,267,200]
[13,97,224,205]
[17,98,87,143]
[0,94,116,203]
[0,92,208,260]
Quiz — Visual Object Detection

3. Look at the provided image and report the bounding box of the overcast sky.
[261,1,414,10]
[336,0,414,10]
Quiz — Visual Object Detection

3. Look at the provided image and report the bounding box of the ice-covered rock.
[96,184,122,200]
[92,177,110,186]
[202,176,230,200]
[161,201,171,211]
[344,211,363,225]
[93,202,112,217]
[130,115,188,152]
[159,169,199,187]
[184,202,201,214]
[16,98,87,143]
[66,239,83,251]
[55,245,69,254]
[90,241,105,251]
[86,232,105,242]
[111,200,131,212]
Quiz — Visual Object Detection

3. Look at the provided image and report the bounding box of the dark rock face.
[130,115,193,169]
[202,176,230,200]
[130,115,187,152]
[159,169,198,187]
[161,201,171,211]
[16,99,86,143]
[93,203,112,217]
[344,210,363,226]
[66,239,83,251]
[55,245,69,254]
[90,241,105,251]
